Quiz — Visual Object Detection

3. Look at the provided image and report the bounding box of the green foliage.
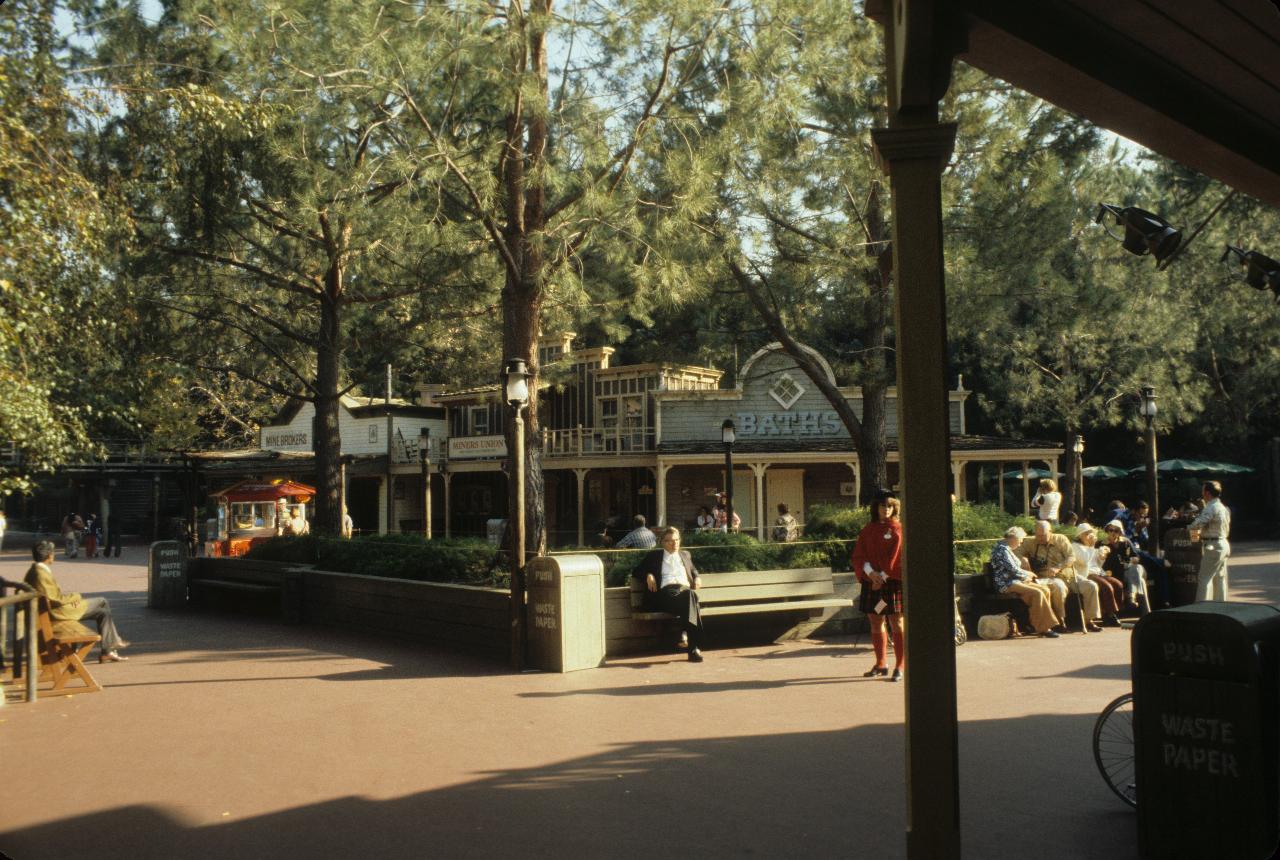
[804,504,872,540]
[951,503,1037,576]
[247,534,500,585]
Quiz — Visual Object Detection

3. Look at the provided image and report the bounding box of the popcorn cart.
[207,479,315,557]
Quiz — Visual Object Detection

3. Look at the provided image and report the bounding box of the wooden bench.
[188,559,304,622]
[31,597,102,697]
[970,563,1087,633]
[629,567,852,622]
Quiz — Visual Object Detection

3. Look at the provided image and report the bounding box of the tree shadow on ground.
[0,712,1137,860]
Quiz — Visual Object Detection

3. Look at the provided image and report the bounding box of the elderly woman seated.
[1071,523,1124,627]
[989,526,1065,638]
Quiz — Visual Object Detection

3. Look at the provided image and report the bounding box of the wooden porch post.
[574,468,589,544]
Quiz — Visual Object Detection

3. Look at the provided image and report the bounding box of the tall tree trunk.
[312,286,343,537]
[858,189,893,502]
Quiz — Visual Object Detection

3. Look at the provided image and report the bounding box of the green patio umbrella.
[1127,459,1212,475]
[1000,467,1061,480]
[1082,465,1129,479]
[1197,461,1256,475]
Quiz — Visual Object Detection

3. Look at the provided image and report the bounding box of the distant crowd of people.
[59,511,122,559]
[990,479,1232,638]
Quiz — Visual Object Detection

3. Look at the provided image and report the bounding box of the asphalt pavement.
[2,540,1278,859]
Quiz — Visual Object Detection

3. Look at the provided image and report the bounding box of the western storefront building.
[187,333,1062,541]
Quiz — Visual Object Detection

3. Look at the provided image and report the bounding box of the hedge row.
[245,533,502,585]
[244,501,1045,586]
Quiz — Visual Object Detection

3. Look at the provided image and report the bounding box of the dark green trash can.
[147,540,188,609]
[1132,603,1280,859]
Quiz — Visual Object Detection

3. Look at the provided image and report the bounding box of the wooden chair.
[32,597,102,696]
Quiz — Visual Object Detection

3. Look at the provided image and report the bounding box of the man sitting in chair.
[25,540,130,663]
[632,527,705,662]
[1015,520,1074,629]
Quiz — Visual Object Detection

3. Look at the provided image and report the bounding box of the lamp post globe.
[1139,386,1160,553]
[505,357,530,668]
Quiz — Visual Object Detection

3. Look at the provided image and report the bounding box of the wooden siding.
[261,400,445,458]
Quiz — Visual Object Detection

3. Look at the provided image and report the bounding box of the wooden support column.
[443,472,453,539]
[752,464,768,541]
[872,118,961,860]
[654,463,671,528]
[998,462,1006,513]
[846,462,860,504]
[574,468,589,544]
[1022,459,1032,516]
[951,460,964,501]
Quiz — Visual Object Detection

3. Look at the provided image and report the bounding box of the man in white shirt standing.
[633,527,704,662]
[1189,480,1232,602]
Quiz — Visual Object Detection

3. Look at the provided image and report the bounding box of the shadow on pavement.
[0,712,1136,860]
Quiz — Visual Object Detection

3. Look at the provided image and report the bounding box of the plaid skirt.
[859,579,904,616]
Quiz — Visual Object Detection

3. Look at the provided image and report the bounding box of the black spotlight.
[1222,245,1280,301]
[1095,204,1183,264]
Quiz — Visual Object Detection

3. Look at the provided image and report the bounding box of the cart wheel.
[1093,692,1137,808]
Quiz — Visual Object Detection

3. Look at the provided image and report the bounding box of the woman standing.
[1032,479,1062,524]
[850,493,905,681]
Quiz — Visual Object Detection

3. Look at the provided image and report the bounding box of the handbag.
[978,612,1020,640]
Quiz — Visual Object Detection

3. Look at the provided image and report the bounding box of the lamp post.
[419,427,431,540]
[505,358,530,669]
[1139,385,1160,552]
[721,419,736,532]
[1072,434,1085,517]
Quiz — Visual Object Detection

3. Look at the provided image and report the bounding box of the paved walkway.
[2,542,1278,859]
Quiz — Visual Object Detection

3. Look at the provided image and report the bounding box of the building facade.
[176,333,1065,542]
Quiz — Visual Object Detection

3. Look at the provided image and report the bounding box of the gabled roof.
[262,396,443,426]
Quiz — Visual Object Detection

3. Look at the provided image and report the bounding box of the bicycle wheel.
[1093,692,1137,808]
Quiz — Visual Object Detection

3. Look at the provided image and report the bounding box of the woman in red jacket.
[850,493,905,681]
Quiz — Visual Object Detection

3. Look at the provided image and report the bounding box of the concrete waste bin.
[148,540,188,609]
[1161,527,1203,607]
[526,554,605,673]
[1133,603,1280,859]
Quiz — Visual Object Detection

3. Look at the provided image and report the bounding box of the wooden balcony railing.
[542,426,656,457]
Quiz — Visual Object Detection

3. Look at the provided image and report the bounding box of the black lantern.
[1096,204,1182,264]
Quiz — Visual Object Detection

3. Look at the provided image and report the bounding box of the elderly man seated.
[989,526,1065,638]
[1015,519,1075,630]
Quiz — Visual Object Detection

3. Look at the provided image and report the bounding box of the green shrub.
[950,502,1036,576]
[244,535,316,564]
[247,533,501,584]
[804,504,870,540]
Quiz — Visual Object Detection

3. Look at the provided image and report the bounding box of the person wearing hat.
[712,493,740,533]
[1071,523,1123,627]
[850,492,905,680]
[988,525,1064,637]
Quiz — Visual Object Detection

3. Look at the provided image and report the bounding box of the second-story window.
[470,406,489,436]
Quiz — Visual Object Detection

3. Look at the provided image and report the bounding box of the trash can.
[486,518,507,548]
[148,540,188,609]
[526,554,605,673]
[1132,603,1280,859]
[1161,527,1203,607]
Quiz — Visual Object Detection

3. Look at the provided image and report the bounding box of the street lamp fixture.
[721,419,736,533]
[1222,245,1280,301]
[1138,385,1160,553]
[505,357,530,669]
[1071,434,1085,517]
[1095,204,1182,265]
[419,427,431,540]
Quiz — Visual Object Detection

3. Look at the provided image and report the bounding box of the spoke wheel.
[1093,692,1137,808]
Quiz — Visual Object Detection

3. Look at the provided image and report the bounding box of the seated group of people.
[989,518,1172,638]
